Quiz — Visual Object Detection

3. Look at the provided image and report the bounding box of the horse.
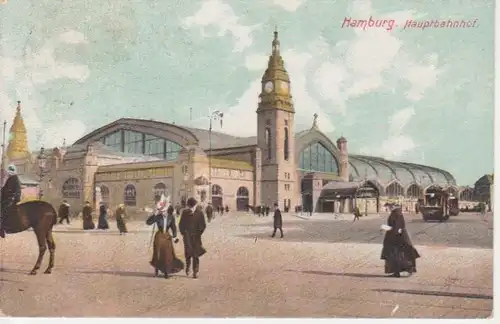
[1,200,58,275]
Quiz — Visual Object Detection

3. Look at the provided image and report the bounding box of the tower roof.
[6,101,30,160]
[261,28,290,83]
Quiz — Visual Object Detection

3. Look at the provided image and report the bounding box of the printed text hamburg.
[342,17,479,31]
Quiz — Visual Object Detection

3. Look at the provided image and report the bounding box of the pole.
[0,121,6,231]
[364,168,368,216]
[208,117,212,205]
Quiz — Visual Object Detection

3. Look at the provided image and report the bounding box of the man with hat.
[271,202,284,238]
[179,197,207,279]
[0,164,22,238]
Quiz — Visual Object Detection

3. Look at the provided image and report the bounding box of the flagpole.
[0,120,6,234]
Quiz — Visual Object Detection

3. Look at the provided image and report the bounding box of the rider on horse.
[0,164,22,238]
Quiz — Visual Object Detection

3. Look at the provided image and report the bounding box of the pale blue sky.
[0,0,493,185]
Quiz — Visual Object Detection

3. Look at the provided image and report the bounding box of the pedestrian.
[271,202,283,238]
[353,206,361,222]
[265,205,270,216]
[115,204,128,234]
[146,196,184,279]
[205,203,214,223]
[58,200,71,224]
[97,203,109,230]
[380,203,420,278]
[82,201,95,230]
[175,203,181,218]
[179,197,207,279]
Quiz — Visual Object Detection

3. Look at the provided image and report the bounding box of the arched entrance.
[211,184,223,208]
[153,183,167,203]
[124,184,137,206]
[100,185,110,206]
[236,186,249,211]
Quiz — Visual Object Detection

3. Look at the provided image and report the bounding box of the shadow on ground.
[235,217,493,249]
[284,269,389,278]
[373,288,493,300]
[77,270,157,278]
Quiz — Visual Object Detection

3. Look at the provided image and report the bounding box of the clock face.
[264,81,274,93]
[280,81,289,94]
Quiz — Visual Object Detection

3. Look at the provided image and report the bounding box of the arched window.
[299,142,338,174]
[62,178,81,199]
[153,183,167,203]
[265,128,271,160]
[124,184,137,206]
[236,186,250,212]
[212,184,223,196]
[284,127,289,161]
[385,182,405,197]
[101,130,183,160]
[211,184,223,208]
[406,184,423,198]
[100,185,110,201]
[236,186,249,197]
[460,187,474,201]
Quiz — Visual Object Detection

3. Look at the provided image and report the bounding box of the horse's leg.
[44,229,56,274]
[30,228,47,275]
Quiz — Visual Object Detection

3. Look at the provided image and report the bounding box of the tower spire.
[272,26,280,54]
[6,100,30,160]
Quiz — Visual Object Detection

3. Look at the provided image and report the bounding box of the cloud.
[0,34,90,149]
[361,108,417,159]
[183,0,258,52]
[38,120,87,148]
[378,135,416,159]
[58,30,88,45]
[313,3,439,113]
[271,0,307,12]
[210,49,335,137]
[313,62,346,114]
[388,107,415,135]
[399,59,441,101]
[244,53,268,71]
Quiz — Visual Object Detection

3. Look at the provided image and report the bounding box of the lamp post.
[37,147,47,199]
[208,110,224,206]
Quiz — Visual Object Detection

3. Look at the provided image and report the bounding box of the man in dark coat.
[58,200,71,224]
[381,204,420,277]
[205,203,214,223]
[0,165,22,238]
[271,203,283,238]
[179,197,206,279]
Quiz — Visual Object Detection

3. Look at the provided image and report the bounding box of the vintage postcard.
[0,0,493,319]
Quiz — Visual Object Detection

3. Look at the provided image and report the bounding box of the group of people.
[146,196,206,279]
[57,200,129,234]
[0,161,420,279]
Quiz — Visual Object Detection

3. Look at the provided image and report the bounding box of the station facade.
[4,31,469,215]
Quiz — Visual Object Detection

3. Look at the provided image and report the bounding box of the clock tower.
[256,28,296,210]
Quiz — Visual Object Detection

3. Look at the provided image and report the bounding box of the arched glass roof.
[390,165,416,186]
[358,158,394,184]
[425,169,449,185]
[349,161,361,178]
[401,167,433,187]
[349,157,378,180]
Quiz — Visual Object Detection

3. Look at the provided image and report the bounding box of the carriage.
[419,187,451,222]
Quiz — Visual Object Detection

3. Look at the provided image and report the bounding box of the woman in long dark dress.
[146,200,184,279]
[381,204,420,277]
[97,204,109,230]
[115,204,128,234]
[82,201,95,230]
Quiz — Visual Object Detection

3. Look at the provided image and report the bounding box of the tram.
[419,187,450,222]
